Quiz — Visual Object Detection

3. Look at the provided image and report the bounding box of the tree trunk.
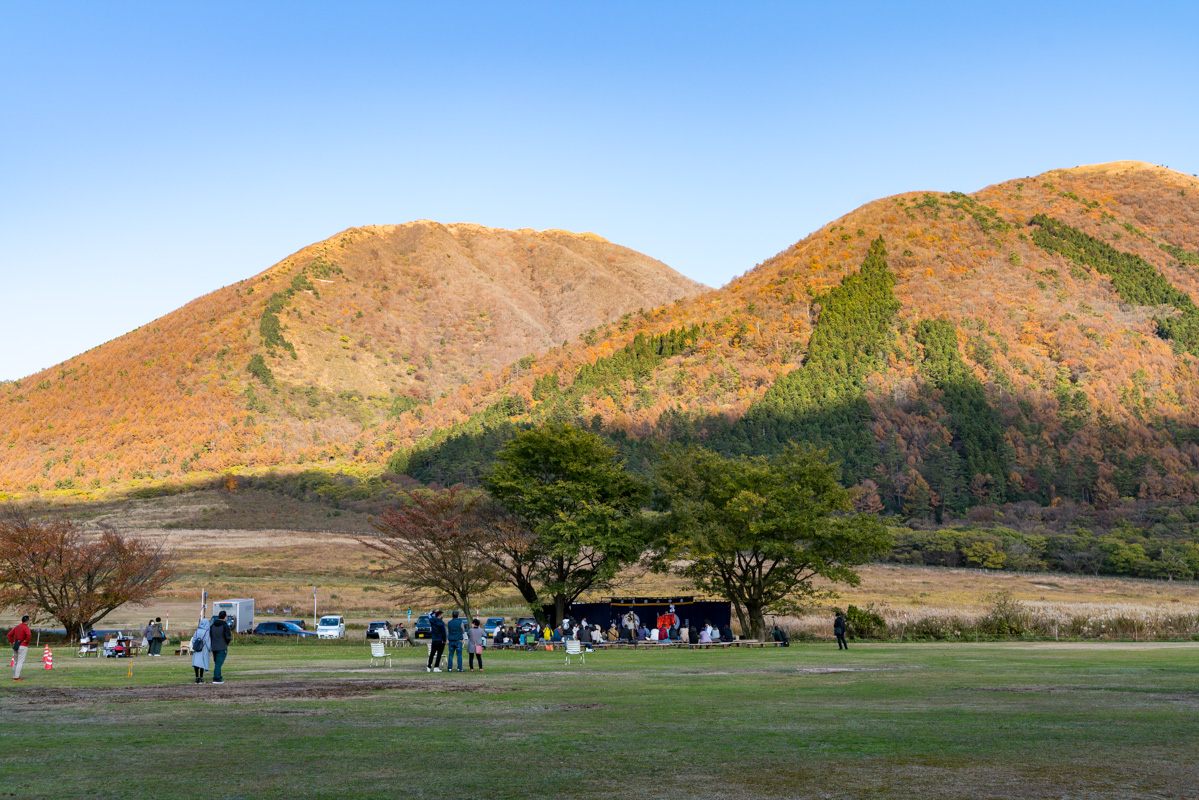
[745,601,765,641]
[731,601,750,639]
[454,591,473,619]
[511,577,541,622]
[553,594,567,627]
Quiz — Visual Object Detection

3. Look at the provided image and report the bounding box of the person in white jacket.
[191,619,211,684]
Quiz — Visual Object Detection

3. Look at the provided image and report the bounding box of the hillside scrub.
[779,600,1199,642]
[1030,213,1199,355]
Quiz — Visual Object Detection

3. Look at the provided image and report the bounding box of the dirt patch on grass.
[5,677,508,706]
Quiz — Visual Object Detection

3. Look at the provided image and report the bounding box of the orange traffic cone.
[42,646,53,670]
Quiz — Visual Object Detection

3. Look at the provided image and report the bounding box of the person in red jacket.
[7,615,32,681]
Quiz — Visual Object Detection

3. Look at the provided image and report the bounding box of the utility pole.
[313,586,318,630]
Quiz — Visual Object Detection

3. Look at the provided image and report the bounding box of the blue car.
[253,621,317,638]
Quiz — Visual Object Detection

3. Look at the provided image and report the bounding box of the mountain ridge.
[0,221,705,493]
[386,161,1199,517]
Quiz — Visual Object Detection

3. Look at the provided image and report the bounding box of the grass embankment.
[1,641,1197,798]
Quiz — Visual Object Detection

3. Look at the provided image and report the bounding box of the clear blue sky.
[3,1,1196,380]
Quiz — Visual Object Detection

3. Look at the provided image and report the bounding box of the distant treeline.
[888,522,1199,580]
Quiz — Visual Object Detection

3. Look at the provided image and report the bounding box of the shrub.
[977,589,1029,636]
[844,604,887,638]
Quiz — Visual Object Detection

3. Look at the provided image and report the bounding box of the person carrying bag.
[191,619,212,683]
[467,618,486,672]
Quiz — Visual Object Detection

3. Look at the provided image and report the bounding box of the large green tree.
[481,423,648,624]
[648,445,892,640]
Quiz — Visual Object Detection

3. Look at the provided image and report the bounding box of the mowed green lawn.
[1,641,1196,799]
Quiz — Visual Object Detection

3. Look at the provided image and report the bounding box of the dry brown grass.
[13,526,1191,635]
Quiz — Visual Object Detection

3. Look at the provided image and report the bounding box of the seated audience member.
[543,625,553,641]
[703,621,715,640]
[636,625,648,641]
[605,625,619,642]
[720,625,734,642]
[772,625,790,647]
[396,624,409,640]
[698,628,712,644]
[648,628,659,641]
[551,626,563,642]
[590,627,602,645]
[492,626,504,646]
[660,626,671,641]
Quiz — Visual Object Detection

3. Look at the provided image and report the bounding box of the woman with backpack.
[191,618,212,684]
[467,618,486,672]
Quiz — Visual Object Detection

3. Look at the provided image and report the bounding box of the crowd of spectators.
[485,615,743,650]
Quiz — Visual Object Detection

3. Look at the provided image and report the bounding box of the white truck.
[212,599,255,633]
[317,615,346,639]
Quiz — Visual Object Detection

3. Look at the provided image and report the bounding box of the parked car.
[413,614,433,640]
[284,619,307,630]
[317,615,345,639]
[516,617,539,635]
[365,621,393,640]
[483,617,505,637]
[253,621,317,638]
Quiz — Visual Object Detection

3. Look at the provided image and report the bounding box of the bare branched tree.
[0,505,176,639]
[471,499,543,615]
[361,486,499,616]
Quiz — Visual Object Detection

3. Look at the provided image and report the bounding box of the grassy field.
[1,640,1197,799]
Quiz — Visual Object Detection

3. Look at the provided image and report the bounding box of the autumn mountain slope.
[0,223,706,493]
[390,162,1199,518]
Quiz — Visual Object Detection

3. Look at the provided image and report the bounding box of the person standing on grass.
[446,610,467,673]
[8,615,32,681]
[191,618,212,683]
[149,617,166,656]
[467,618,485,672]
[209,610,232,684]
[834,612,848,650]
[427,609,446,672]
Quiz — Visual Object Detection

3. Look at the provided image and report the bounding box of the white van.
[317,615,346,639]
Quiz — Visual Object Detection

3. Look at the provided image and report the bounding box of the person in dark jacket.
[209,610,233,683]
[149,617,166,656]
[719,625,734,643]
[772,625,790,647]
[427,610,446,672]
[834,612,848,650]
[446,610,467,673]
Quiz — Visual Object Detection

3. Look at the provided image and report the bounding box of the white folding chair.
[564,638,585,665]
[369,640,392,667]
